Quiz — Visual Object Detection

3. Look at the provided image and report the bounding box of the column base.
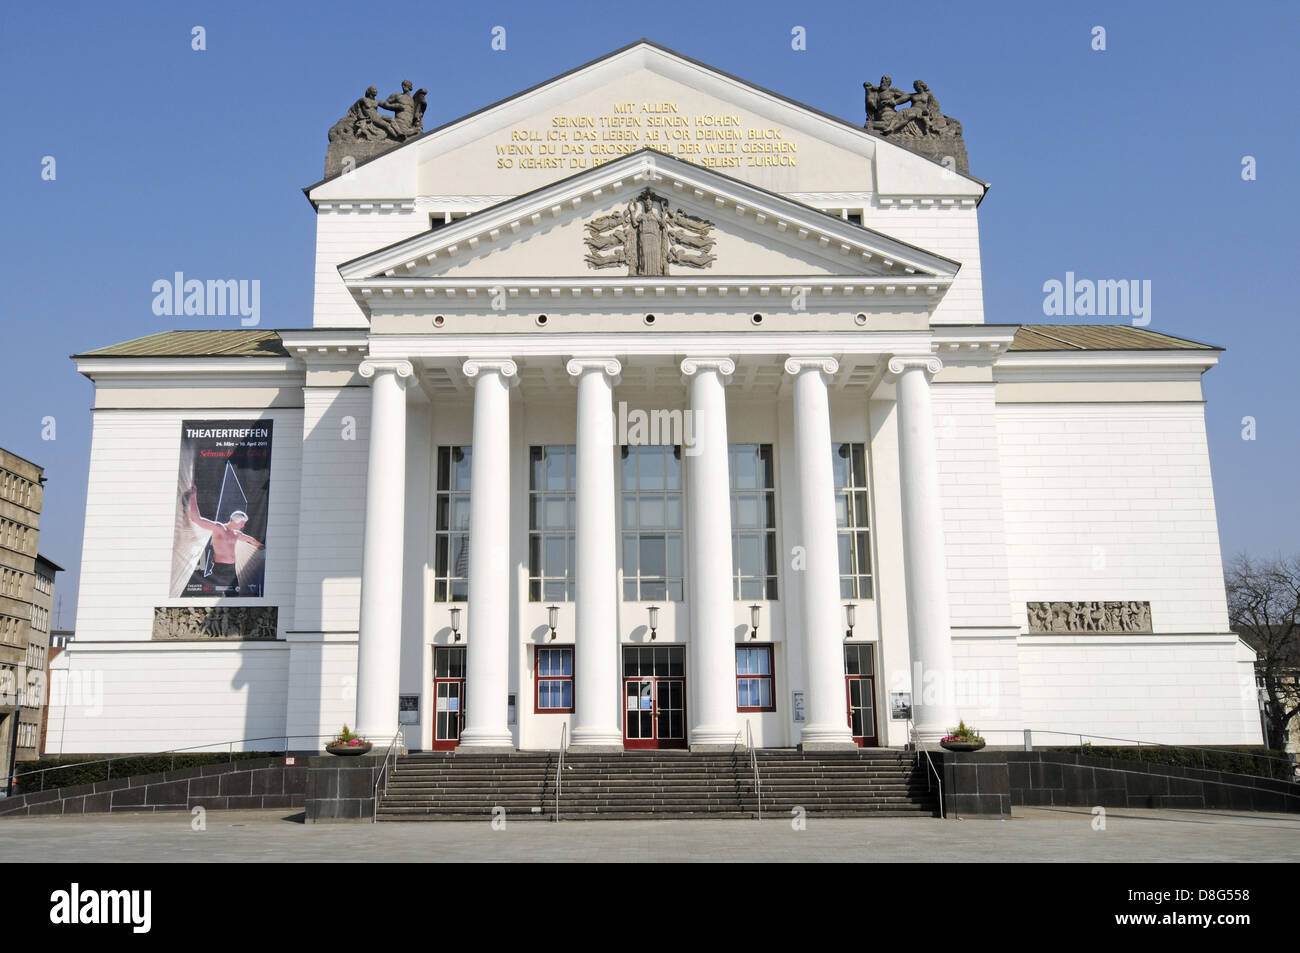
[798,723,856,750]
[689,725,741,748]
[458,729,515,752]
[569,727,623,750]
[799,740,860,752]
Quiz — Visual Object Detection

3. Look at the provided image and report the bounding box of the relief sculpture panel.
[1026,601,1152,633]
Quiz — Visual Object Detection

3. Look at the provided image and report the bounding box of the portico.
[348,319,975,752]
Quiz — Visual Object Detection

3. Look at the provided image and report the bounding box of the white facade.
[47,43,1260,755]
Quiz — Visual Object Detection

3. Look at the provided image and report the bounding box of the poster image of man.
[170,420,273,597]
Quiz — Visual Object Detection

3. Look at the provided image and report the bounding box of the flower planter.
[939,740,985,752]
[326,742,373,757]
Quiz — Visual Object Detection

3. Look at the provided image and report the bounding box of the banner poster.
[170,419,273,597]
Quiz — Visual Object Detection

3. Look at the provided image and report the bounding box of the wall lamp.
[648,605,659,641]
[546,605,559,641]
[749,604,762,640]
[450,605,462,642]
[844,603,856,640]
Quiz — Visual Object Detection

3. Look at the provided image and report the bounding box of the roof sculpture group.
[325,80,427,175]
[863,76,969,174]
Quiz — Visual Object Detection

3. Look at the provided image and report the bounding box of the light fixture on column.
[450,606,462,642]
[844,603,856,640]
[648,605,659,641]
[749,604,762,640]
[546,605,559,641]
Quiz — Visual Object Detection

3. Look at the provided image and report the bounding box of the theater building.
[47,42,1260,755]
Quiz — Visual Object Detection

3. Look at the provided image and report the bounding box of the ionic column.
[680,357,738,749]
[459,358,518,750]
[887,355,957,743]
[355,358,413,743]
[785,357,857,749]
[566,358,624,750]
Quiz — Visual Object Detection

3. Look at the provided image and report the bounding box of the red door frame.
[431,646,466,751]
[622,676,687,749]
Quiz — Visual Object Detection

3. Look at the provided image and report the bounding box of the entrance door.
[432,646,466,750]
[623,645,686,749]
[844,643,879,747]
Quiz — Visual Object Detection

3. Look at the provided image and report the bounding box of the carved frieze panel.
[1026,601,1152,633]
[152,606,279,641]
[584,188,715,276]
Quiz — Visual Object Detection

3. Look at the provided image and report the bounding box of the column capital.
[680,356,735,381]
[885,354,943,381]
[783,356,840,378]
[358,358,414,380]
[462,358,519,382]
[565,357,622,383]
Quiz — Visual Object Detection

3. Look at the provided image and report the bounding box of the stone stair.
[376,748,937,821]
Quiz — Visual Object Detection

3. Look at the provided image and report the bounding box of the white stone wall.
[283,638,360,749]
[291,386,369,634]
[860,203,984,325]
[1015,635,1260,746]
[45,644,289,754]
[313,208,428,329]
[933,382,1014,628]
[996,402,1230,634]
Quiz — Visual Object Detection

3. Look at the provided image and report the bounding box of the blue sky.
[1,0,1297,624]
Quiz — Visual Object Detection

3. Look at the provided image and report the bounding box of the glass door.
[844,643,878,747]
[432,646,466,750]
[622,645,686,749]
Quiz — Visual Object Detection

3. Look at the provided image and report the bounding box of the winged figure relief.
[584,190,716,276]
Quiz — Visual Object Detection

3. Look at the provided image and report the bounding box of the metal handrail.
[554,723,567,823]
[746,720,762,821]
[10,734,342,793]
[909,719,944,818]
[371,730,404,823]
[1024,727,1296,781]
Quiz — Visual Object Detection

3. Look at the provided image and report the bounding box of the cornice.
[993,349,1220,382]
[354,275,951,314]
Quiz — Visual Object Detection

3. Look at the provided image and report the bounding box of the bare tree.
[1225,553,1300,749]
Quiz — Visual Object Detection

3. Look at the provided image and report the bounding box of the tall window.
[528,446,576,602]
[433,446,472,602]
[535,646,574,712]
[736,644,776,712]
[730,444,778,600]
[834,443,872,599]
[620,445,683,601]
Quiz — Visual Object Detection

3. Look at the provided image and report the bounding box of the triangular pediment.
[308,40,984,202]
[340,150,958,299]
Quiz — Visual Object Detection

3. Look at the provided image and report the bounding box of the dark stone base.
[882,136,970,176]
[932,750,1010,818]
[324,139,402,178]
[932,749,1300,818]
[304,755,382,823]
[0,757,308,817]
